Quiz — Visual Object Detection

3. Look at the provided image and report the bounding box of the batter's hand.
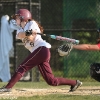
[25,29,37,36]
[25,29,32,36]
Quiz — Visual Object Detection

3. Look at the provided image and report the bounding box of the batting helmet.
[90,63,100,82]
[12,9,32,22]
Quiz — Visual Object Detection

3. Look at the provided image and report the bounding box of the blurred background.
[0,0,100,82]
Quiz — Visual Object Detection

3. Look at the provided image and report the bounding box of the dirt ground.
[0,86,100,99]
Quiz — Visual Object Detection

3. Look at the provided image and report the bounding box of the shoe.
[69,80,82,92]
[0,86,11,92]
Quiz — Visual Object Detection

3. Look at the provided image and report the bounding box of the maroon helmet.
[16,9,32,21]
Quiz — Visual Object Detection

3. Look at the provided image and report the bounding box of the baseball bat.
[37,33,79,44]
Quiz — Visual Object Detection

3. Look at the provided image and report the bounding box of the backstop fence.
[0,0,100,82]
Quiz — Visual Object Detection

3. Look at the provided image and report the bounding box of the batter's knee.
[46,78,59,86]
[16,67,26,76]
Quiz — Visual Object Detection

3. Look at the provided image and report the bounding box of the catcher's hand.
[57,43,73,56]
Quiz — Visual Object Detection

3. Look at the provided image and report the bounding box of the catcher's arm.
[73,44,100,51]
[57,43,100,57]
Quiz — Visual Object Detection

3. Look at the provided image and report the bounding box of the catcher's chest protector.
[90,63,100,82]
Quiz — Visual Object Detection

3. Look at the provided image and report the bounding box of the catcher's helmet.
[12,9,32,21]
[90,63,100,82]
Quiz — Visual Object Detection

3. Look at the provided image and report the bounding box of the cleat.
[69,80,82,92]
[0,86,11,92]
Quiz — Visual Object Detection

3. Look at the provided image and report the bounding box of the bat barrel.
[55,36,79,44]
[75,40,79,44]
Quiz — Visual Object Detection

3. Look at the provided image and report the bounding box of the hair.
[36,21,44,33]
[29,19,44,33]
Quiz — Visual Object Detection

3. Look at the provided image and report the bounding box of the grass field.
[0,81,100,100]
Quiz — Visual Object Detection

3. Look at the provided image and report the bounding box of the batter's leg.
[38,62,77,86]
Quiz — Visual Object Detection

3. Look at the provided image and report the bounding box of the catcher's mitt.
[90,63,100,82]
[57,43,73,56]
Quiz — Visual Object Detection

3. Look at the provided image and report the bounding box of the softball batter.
[0,9,82,92]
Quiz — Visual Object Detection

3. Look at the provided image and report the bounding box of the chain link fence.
[0,0,100,82]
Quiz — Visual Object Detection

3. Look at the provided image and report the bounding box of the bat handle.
[37,33,48,37]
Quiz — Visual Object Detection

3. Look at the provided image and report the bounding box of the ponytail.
[36,21,44,33]
[29,19,44,33]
